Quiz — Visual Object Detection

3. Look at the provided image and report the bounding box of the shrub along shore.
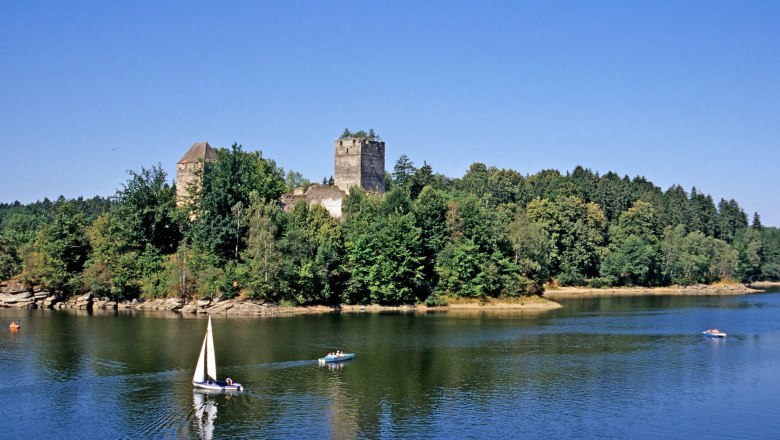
[5,279,775,316]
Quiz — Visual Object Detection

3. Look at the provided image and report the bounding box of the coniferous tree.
[716,199,748,244]
[392,155,416,189]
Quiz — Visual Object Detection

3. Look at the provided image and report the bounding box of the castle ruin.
[178,133,385,218]
[334,136,385,193]
[176,142,217,207]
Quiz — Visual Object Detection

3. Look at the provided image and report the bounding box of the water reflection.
[193,391,218,440]
[4,292,780,438]
[320,360,349,370]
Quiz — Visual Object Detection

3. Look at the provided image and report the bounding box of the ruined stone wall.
[176,162,202,207]
[334,137,385,193]
[280,185,346,219]
[359,141,385,192]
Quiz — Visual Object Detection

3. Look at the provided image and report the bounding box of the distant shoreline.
[170,294,562,316]
[542,282,763,300]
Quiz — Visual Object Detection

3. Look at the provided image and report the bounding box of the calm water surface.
[2,292,780,439]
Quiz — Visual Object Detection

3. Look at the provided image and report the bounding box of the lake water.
[2,292,780,439]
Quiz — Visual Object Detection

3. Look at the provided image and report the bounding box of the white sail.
[193,315,218,383]
[205,315,217,380]
[193,327,208,382]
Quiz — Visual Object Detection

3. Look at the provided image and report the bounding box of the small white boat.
[318,353,355,365]
[703,329,727,338]
[193,316,243,392]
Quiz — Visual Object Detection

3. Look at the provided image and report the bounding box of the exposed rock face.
[0,291,32,302]
[93,298,118,310]
[0,291,33,308]
[0,278,318,316]
[70,293,93,310]
[0,280,59,309]
[5,280,29,294]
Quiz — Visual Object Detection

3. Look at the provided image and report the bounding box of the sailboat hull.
[193,380,243,392]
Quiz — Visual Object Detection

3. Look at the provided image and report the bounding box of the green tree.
[760,227,780,280]
[343,212,424,304]
[527,196,606,285]
[660,185,691,231]
[412,186,449,294]
[522,169,567,204]
[600,201,661,286]
[242,197,283,300]
[486,168,524,207]
[455,163,491,200]
[0,234,20,280]
[688,188,718,236]
[115,165,181,254]
[284,170,310,192]
[752,212,762,230]
[594,172,634,223]
[24,204,90,294]
[380,187,412,216]
[716,199,748,243]
[569,166,598,203]
[660,226,737,285]
[601,235,658,286]
[507,211,553,293]
[733,227,763,283]
[0,207,51,279]
[274,202,344,305]
[408,162,434,200]
[435,194,520,297]
[83,212,137,299]
[190,143,286,265]
[83,166,181,299]
[392,155,416,188]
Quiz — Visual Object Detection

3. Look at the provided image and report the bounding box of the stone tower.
[334,136,385,193]
[176,142,218,207]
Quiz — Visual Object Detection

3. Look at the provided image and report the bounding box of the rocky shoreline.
[0,279,330,316]
[0,279,561,316]
[2,278,774,316]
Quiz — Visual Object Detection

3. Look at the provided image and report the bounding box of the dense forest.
[1,142,779,306]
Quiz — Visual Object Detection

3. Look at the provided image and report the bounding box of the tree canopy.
[1,148,778,305]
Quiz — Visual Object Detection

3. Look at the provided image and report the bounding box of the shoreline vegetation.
[4,280,779,317]
[2,139,780,312]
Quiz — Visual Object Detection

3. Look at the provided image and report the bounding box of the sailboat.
[192,315,243,392]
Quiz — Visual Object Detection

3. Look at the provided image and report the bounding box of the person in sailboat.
[226,377,233,386]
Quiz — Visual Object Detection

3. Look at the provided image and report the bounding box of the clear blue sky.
[2,1,779,225]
